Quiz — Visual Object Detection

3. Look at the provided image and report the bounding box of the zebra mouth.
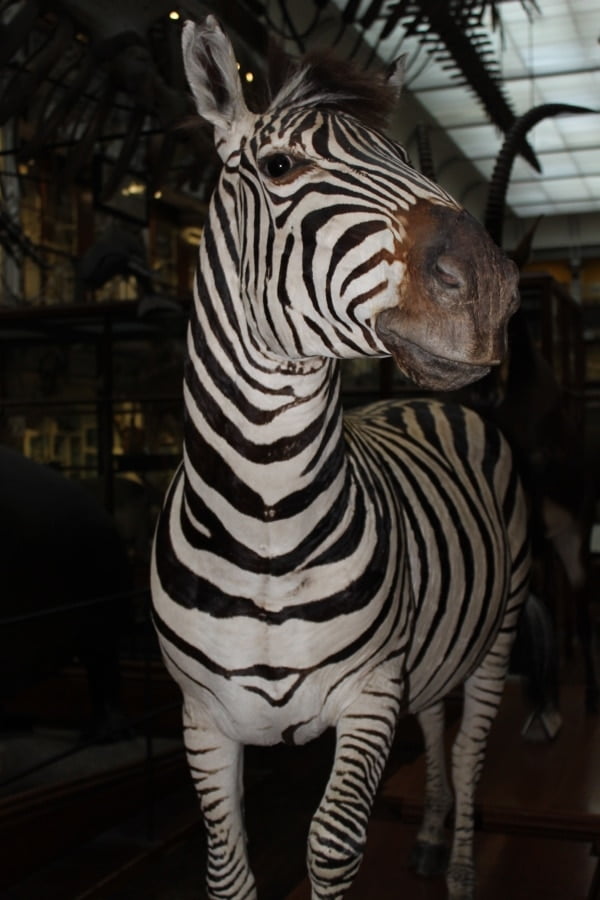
[376,331,491,391]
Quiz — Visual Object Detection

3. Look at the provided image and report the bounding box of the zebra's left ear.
[181,16,250,159]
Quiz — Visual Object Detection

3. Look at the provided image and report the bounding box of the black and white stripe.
[151,16,527,900]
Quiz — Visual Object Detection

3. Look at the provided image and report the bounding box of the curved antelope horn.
[0,17,73,126]
[484,102,595,247]
[508,215,543,270]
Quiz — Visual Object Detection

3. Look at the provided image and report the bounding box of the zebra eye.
[261,153,294,179]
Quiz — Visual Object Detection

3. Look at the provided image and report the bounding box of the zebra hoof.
[410,839,449,877]
[447,862,476,900]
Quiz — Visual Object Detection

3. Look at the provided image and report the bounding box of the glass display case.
[0,300,188,576]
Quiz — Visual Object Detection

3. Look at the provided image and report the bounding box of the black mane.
[267,48,400,131]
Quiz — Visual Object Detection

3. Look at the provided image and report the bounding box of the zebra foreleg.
[307,670,401,898]
[411,701,453,876]
[182,697,256,900]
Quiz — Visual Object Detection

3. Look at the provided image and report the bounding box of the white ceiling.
[331,0,600,219]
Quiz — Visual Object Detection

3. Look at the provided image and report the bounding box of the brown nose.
[416,205,519,311]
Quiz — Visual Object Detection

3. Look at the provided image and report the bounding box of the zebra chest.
[160,573,400,745]
[154,499,405,744]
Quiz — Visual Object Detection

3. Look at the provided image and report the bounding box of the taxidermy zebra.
[151,16,529,900]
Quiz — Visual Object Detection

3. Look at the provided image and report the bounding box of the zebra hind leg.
[411,701,453,877]
[447,626,522,897]
[182,696,256,900]
[307,667,401,898]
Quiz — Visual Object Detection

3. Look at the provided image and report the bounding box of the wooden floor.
[3,665,600,898]
[75,676,600,900]
[286,682,600,900]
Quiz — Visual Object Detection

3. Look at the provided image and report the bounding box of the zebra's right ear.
[386,55,407,98]
[181,16,250,159]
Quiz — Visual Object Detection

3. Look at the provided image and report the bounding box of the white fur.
[181,16,253,160]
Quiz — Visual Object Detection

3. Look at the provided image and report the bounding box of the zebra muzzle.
[374,322,493,391]
[375,201,519,390]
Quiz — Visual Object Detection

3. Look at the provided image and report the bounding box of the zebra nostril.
[434,255,466,291]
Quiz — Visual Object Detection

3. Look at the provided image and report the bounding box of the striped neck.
[182,207,350,521]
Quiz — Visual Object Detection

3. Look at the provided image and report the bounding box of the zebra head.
[182,16,519,391]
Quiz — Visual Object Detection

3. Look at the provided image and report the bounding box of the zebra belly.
[405,602,505,714]
[403,535,511,713]
[350,399,517,715]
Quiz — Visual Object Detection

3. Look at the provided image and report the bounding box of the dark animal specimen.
[463,103,598,725]
[0,446,132,739]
